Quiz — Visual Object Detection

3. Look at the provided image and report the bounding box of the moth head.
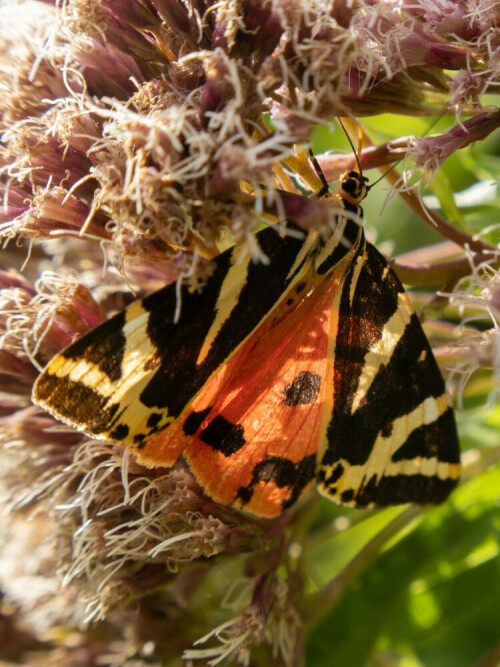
[338,170,370,205]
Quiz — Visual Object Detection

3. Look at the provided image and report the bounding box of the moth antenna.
[337,116,364,176]
[356,123,364,170]
[308,148,330,198]
[371,162,400,188]
[309,109,443,200]
[308,117,369,198]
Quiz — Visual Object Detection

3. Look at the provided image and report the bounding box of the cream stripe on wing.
[46,300,158,404]
[196,245,252,366]
[285,230,318,281]
[197,231,320,367]
[351,292,413,413]
[348,251,366,306]
[313,217,347,269]
[343,393,454,489]
[359,393,443,484]
[320,393,459,494]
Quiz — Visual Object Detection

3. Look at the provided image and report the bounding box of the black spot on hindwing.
[283,371,321,406]
[183,407,213,436]
[236,454,316,511]
[199,415,246,456]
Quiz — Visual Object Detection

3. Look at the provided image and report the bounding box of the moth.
[32,167,461,517]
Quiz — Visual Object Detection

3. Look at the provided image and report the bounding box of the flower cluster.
[0,0,499,665]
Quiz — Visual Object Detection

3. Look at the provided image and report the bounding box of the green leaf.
[426,169,466,228]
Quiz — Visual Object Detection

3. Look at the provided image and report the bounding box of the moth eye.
[342,178,358,195]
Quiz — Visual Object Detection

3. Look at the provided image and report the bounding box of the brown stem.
[384,168,496,255]
[319,138,409,181]
[392,254,499,286]
[474,641,500,667]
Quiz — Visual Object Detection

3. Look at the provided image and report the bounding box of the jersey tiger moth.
[32,168,461,517]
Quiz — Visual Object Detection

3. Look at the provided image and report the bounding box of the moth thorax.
[337,170,370,205]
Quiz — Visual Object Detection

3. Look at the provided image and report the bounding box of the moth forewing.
[33,225,321,459]
[315,239,460,508]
